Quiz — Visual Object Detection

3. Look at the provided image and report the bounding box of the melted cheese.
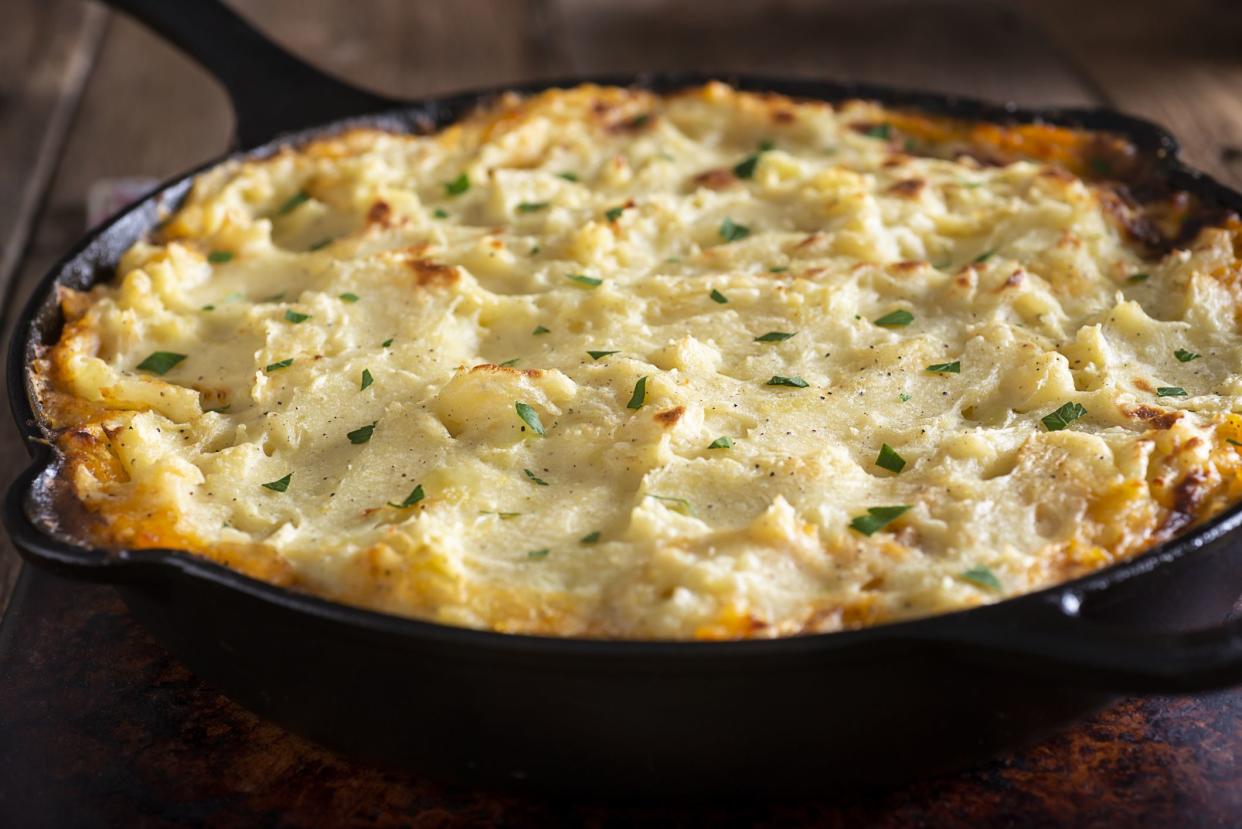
[36,83,1242,639]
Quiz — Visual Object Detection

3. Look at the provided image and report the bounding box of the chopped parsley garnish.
[284,309,310,324]
[849,505,910,536]
[961,566,1002,591]
[360,369,373,390]
[308,238,334,251]
[1088,158,1112,176]
[347,422,376,444]
[276,191,310,216]
[1041,401,1087,431]
[339,292,360,303]
[579,530,601,544]
[207,250,234,264]
[604,205,626,222]
[264,292,285,303]
[708,436,733,450]
[524,468,550,486]
[265,358,294,372]
[710,289,729,304]
[433,208,450,219]
[732,140,774,179]
[567,273,603,287]
[1174,349,1200,362]
[136,351,186,375]
[876,443,906,473]
[767,375,808,388]
[926,361,961,374]
[262,473,292,493]
[527,548,550,560]
[873,309,914,327]
[973,251,994,264]
[587,350,619,360]
[719,218,751,243]
[1157,386,1188,397]
[532,325,550,335]
[1127,273,1149,283]
[202,304,215,311]
[381,338,394,347]
[518,201,549,213]
[768,266,789,273]
[481,511,521,519]
[649,495,694,516]
[498,358,519,367]
[862,123,891,140]
[627,376,649,409]
[557,172,579,182]
[899,392,912,402]
[1229,439,1242,447]
[754,331,796,342]
[515,402,545,436]
[445,173,470,196]
[388,484,424,509]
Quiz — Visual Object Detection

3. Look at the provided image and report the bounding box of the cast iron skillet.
[6,0,1242,794]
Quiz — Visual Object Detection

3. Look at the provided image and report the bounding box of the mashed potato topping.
[34,83,1242,638]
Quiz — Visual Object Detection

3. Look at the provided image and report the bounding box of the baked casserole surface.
[32,83,1242,638]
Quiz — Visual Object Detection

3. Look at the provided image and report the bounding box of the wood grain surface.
[0,0,1239,824]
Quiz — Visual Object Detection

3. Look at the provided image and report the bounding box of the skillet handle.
[935,604,1242,693]
[95,0,402,147]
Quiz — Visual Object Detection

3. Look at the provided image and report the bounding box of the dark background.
[0,0,1239,825]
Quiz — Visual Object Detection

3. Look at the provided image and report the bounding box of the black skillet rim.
[8,71,1242,660]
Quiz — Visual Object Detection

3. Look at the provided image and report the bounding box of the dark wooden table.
[1,1,1240,825]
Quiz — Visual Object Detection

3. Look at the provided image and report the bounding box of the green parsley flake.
[710,289,729,304]
[347,422,376,444]
[708,436,733,450]
[136,351,186,375]
[767,375,808,388]
[309,238,334,251]
[1042,401,1087,431]
[719,218,750,243]
[518,201,549,213]
[579,530,601,544]
[973,251,994,264]
[1229,439,1242,447]
[360,369,373,390]
[649,495,694,516]
[524,468,550,486]
[876,444,906,473]
[1127,273,1149,283]
[874,309,914,327]
[284,309,310,324]
[926,361,961,374]
[732,140,774,179]
[265,358,294,373]
[861,123,891,140]
[755,331,796,342]
[207,250,234,264]
[445,173,469,196]
[567,274,603,287]
[515,402,545,436]
[849,505,910,536]
[587,350,619,360]
[768,266,789,273]
[339,292,359,303]
[381,338,394,347]
[1174,349,1200,363]
[627,376,649,409]
[527,548,550,560]
[899,393,912,402]
[604,205,626,221]
[433,208,449,219]
[388,484,424,509]
[557,172,579,182]
[498,358,519,367]
[481,511,521,519]
[960,566,1002,591]
[262,473,292,493]
[532,326,550,335]
[276,191,310,216]
[1157,386,1188,397]
[202,304,215,311]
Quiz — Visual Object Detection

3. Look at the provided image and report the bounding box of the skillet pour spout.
[4,0,1242,792]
